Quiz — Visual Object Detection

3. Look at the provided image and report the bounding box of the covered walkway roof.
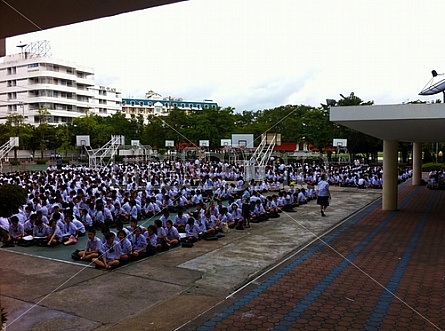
[0,0,185,56]
[330,102,445,210]
[330,103,445,143]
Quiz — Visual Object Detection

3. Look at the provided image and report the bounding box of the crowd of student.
[0,159,412,269]
[426,170,445,189]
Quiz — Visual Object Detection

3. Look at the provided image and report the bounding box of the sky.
[5,0,445,112]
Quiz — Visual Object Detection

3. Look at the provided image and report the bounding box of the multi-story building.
[89,85,122,117]
[0,41,215,126]
[0,41,121,125]
[121,90,219,119]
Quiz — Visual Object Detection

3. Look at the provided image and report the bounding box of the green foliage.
[0,93,399,159]
[36,160,47,165]
[0,184,27,217]
[422,162,444,172]
[114,155,124,162]
[9,160,20,166]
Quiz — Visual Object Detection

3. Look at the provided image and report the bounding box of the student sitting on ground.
[144,225,158,255]
[160,209,172,228]
[24,213,37,236]
[47,219,63,246]
[33,218,49,246]
[219,207,235,229]
[265,196,280,218]
[117,229,132,264]
[174,210,188,233]
[116,221,131,238]
[165,220,180,247]
[154,219,169,252]
[184,217,200,243]
[229,204,243,228]
[251,200,268,222]
[202,209,219,237]
[77,228,101,261]
[71,216,86,237]
[5,216,24,245]
[130,226,147,259]
[80,208,93,228]
[61,214,79,246]
[92,232,121,270]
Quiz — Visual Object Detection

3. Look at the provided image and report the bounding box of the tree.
[0,184,27,217]
[333,93,381,162]
[35,108,51,159]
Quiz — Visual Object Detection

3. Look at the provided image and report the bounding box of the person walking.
[317,174,331,217]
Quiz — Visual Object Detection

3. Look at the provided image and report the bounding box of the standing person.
[317,174,331,217]
[241,187,251,229]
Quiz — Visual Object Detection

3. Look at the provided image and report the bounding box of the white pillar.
[412,142,422,186]
[382,140,399,211]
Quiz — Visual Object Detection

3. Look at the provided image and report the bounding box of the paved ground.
[3,181,431,331]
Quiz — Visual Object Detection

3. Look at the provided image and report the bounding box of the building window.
[122,100,126,106]
[197,104,201,109]
[27,63,39,69]
[131,101,135,106]
[181,103,185,108]
[139,101,143,106]
[204,104,209,109]
[7,67,17,75]
[7,80,17,87]
[7,105,17,111]
[7,92,17,100]
[189,104,193,108]
[148,102,153,107]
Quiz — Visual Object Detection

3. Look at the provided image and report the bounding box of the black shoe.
[321,211,326,217]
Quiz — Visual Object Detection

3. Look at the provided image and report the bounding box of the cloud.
[5,0,445,111]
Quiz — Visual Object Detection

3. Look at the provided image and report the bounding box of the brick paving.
[190,183,445,331]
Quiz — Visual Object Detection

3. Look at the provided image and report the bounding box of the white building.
[0,42,121,125]
[89,85,122,117]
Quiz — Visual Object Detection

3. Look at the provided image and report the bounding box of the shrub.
[36,160,47,165]
[9,160,20,166]
[0,184,27,217]
[422,162,444,172]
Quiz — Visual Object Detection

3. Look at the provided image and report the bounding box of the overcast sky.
[5,0,445,111]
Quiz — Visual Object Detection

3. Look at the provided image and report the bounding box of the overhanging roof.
[0,0,185,39]
[330,103,445,143]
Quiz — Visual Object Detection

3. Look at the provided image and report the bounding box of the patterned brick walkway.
[190,183,445,331]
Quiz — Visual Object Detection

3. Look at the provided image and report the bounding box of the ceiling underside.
[330,104,445,143]
[332,118,445,143]
[0,0,185,39]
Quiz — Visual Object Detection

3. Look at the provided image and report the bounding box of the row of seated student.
[1,183,327,269]
[3,181,320,246]
[0,161,411,235]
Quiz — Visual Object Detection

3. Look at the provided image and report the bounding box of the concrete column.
[382,140,399,211]
[412,142,422,186]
